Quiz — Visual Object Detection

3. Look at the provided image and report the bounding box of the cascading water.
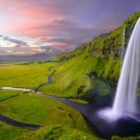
[97,18,140,121]
[113,18,140,116]
[120,26,126,59]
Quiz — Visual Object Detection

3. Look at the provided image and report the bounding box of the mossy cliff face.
[58,11,140,82]
[40,12,140,98]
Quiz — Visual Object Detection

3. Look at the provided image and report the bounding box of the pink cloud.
[37,36,54,42]
[53,43,69,50]
[0,0,64,36]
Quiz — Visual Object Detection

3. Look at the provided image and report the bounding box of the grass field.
[0,90,97,140]
[0,90,22,101]
[0,62,99,139]
[0,62,57,88]
[0,58,113,99]
[0,61,113,139]
[0,60,139,139]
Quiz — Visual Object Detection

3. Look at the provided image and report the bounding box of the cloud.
[0,0,63,33]
[15,19,104,50]
[0,35,64,56]
[0,35,41,55]
[52,43,68,50]
[3,36,28,47]
[0,0,140,56]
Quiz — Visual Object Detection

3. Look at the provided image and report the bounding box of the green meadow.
[0,62,57,88]
[0,89,96,140]
[0,90,22,100]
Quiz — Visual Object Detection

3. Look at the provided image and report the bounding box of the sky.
[0,0,140,56]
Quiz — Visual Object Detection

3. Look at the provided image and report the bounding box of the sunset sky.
[0,0,140,56]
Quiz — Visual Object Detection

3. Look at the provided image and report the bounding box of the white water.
[97,18,140,121]
[113,18,140,116]
[120,26,126,59]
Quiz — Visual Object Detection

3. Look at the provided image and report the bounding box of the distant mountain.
[0,53,55,63]
[0,46,66,62]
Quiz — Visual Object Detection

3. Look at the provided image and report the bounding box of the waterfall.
[120,26,126,59]
[113,18,140,115]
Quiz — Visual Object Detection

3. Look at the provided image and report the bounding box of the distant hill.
[0,53,55,63]
[0,46,66,63]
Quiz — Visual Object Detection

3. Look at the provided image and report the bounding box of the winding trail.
[0,69,101,136]
[0,87,41,130]
[0,114,41,130]
[0,70,57,129]
[0,86,94,130]
[1,88,140,138]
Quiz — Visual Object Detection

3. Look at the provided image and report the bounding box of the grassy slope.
[0,122,31,140]
[0,91,96,140]
[40,56,112,97]
[39,11,140,98]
